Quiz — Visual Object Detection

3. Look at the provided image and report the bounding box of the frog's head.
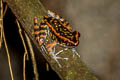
[72,31,80,46]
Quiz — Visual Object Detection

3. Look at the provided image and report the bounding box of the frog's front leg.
[55,48,80,58]
[45,42,68,67]
[45,41,57,55]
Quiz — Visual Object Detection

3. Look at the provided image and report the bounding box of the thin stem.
[46,63,49,71]
[3,4,8,16]
[0,0,3,49]
[2,1,14,80]
[24,32,39,80]
[3,32,14,80]
[16,20,29,80]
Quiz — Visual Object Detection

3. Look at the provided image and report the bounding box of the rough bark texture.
[5,0,98,80]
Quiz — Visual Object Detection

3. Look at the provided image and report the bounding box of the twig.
[1,1,14,80]
[24,31,39,80]
[16,19,29,80]
[46,63,49,71]
[3,33,14,80]
[2,6,14,80]
[0,0,3,49]
[3,4,8,16]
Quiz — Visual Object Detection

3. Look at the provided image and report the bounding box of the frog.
[34,10,80,67]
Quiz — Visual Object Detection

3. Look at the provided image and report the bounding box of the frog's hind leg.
[47,10,65,22]
[34,17,44,46]
[34,16,43,46]
[47,10,72,31]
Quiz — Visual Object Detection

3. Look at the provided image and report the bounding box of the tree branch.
[5,0,98,80]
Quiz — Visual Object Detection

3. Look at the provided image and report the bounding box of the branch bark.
[5,0,98,80]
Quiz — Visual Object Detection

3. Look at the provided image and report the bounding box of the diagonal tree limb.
[5,0,99,80]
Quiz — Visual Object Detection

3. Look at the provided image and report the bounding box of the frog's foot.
[72,48,80,58]
[49,48,68,67]
[51,54,62,67]
[55,48,80,58]
[54,48,69,60]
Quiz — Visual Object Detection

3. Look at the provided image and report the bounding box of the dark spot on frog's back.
[44,16,53,22]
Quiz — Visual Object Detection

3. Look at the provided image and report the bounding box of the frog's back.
[44,16,80,47]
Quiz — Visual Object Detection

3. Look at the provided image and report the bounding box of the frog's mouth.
[72,31,80,46]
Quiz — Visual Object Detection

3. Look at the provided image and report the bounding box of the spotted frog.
[34,10,80,67]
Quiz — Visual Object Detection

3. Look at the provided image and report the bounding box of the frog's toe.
[72,48,80,58]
